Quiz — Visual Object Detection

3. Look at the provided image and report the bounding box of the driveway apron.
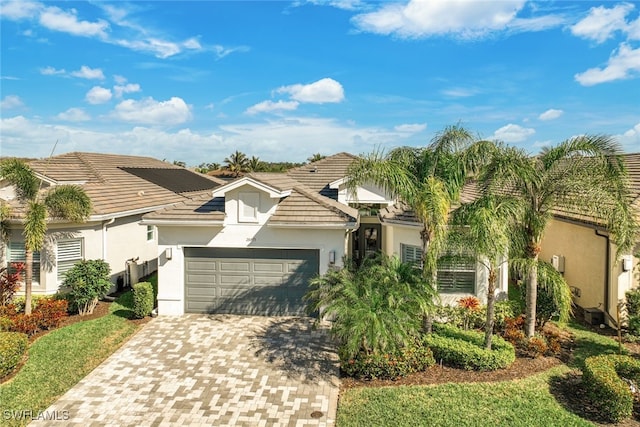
[30,315,340,427]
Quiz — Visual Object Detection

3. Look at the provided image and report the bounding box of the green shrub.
[424,324,515,371]
[340,339,435,380]
[628,315,640,336]
[582,354,640,423]
[132,282,153,319]
[63,260,112,316]
[0,316,13,331]
[626,288,640,317]
[493,300,519,332]
[0,331,28,378]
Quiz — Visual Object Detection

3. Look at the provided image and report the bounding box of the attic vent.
[310,167,318,173]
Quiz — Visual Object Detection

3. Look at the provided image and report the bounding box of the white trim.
[267,221,359,229]
[329,177,347,189]
[212,177,291,199]
[90,204,180,221]
[381,219,422,229]
[139,219,225,227]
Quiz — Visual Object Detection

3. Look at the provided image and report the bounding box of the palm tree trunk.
[420,225,434,333]
[24,249,33,315]
[525,255,538,337]
[484,268,497,349]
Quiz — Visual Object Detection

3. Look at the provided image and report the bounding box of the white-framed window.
[57,238,83,281]
[401,244,421,264]
[7,241,40,283]
[437,252,476,293]
[238,192,259,223]
[146,225,155,241]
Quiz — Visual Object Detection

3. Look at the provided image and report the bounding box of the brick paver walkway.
[31,315,339,426]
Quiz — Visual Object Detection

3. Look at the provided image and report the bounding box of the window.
[146,225,155,241]
[401,244,421,264]
[238,192,259,222]
[7,242,40,283]
[57,239,83,281]
[437,252,476,293]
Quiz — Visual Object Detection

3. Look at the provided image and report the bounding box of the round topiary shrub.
[582,354,640,423]
[0,331,28,378]
[340,339,435,380]
[424,323,515,371]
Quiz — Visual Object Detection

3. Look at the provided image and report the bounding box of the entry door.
[352,223,382,265]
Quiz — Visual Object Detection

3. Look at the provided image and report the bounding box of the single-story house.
[143,153,508,316]
[540,152,640,326]
[1,152,224,294]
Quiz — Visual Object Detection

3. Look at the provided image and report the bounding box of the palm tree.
[307,153,325,163]
[480,136,638,337]
[346,124,487,278]
[247,156,264,172]
[449,195,522,349]
[0,159,92,314]
[224,150,249,177]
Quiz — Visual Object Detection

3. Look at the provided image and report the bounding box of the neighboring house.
[143,152,505,316]
[540,152,640,326]
[1,152,224,295]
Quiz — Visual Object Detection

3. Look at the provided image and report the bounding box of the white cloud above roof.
[85,86,112,104]
[574,43,640,86]
[0,95,25,110]
[111,97,192,125]
[538,109,564,121]
[56,107,90,122]
[276,78,345,104]
[40,66,66,75]
[71,65,105,80]
[39,5,109,38]
[394,123,427,133]
[245,100,300,115]
[493,123,535,143]
[570,3,634,43]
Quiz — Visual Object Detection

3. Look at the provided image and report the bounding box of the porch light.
[329,250,336,264]
[165,248,172,260]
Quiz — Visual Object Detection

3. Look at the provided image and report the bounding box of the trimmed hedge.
[424,323,515,371]
[340,340,435,380]
[0,331,28,378]
[132,282,154,319]
[582,354,640,423]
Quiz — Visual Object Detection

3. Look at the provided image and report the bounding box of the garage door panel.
[184,247,319,315]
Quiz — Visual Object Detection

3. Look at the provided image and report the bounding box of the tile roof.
[286,152,359,199]
[3,152,224,220]
[142,194,226,222]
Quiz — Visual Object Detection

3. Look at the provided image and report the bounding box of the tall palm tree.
[247,156,264,172]
[224,150,249,177]
[480,136,638,337]
[449,195,522,349]
[346,124,488,277]
[0,159,92,314]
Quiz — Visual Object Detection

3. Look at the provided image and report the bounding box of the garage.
[184,247,320,315]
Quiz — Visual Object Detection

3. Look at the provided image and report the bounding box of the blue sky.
[1,0,639,166]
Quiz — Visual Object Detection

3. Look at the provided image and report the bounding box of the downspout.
[595,229,611,323]
[102,218,115,260]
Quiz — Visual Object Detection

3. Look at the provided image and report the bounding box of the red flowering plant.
[458,296,481,330]
[0,262,25,306]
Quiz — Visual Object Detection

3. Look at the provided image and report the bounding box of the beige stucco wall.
[541,218,638,323]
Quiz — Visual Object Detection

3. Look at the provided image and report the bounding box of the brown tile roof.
[3,152,223,219]
[143,194,225,222]
[287,152,359,198]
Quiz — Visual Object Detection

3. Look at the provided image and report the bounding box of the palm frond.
[23,201,47,251]
[44,185,92,222]
[0,159,39,201]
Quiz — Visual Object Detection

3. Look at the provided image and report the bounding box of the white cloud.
[538,109,564,121]
[71,65,105,80]
[114,83,141,98]
[571,3,634,44]
[492,123,535,143]
[277,78,345,103]
[245,100,300,115]
[39,5,109,38]
[0,1,42,20]
[114,37,203,59]
[629,16,640,40]
[441,87,479,98]
[40,66,65,75]
[299,0,366,11]
[394,123,427,133]
[111,97,192,125]
[616,122,640,151]
[213,44,250,59]
[85,86,112,104]
[56,108,90,122]
[0,95,25,110]
[352,0,532,39]
[574,43,640,86]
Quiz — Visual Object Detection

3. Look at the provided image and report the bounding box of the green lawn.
[0,293,140,427]
[337,323,623,427]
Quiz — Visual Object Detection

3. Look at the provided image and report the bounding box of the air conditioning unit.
[551,255,565,273]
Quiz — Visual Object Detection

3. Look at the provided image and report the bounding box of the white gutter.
[267,221,359,230]
[139,219,225,227]
[102,218,115,259]
[89,204,180,221]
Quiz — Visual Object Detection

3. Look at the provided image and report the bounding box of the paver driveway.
[32,315,340,427]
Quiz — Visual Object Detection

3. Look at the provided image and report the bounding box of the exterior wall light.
[165,247,172,260]
[329,250,336,264]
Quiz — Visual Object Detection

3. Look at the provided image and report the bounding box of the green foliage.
[132,282,154,319]
[0,297,68,336]
[0,331,28,378]
[625,288,640,336]
[305,255,436,358]
[340,340,435,380]
[424,324,515,371]
[582,354,640,423]
[63,260,112,316]
[0,263,25,305]
[43,185,92,222]
[0,316,13,331]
